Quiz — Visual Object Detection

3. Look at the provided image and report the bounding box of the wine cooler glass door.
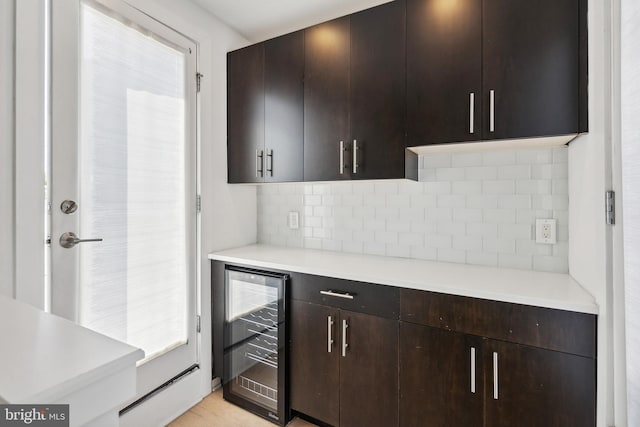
[224,268,287,423]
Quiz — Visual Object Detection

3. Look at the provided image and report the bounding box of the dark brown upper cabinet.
[406,0,482,146]
[303,17,351,181]
[406,0,587,146]
[264,32,305,182]
[227,32,304,183]
[349,0,407,180]
[228,0,587,182]
[227,43,264,183]
[304,1,416,182]
[482,0,580,140]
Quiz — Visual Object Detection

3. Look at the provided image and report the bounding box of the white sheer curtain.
[79,3,188,363]
[622,0,640,420]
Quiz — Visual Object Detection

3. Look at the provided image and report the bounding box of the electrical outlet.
[288,211,299,230]
[535,219,557,244]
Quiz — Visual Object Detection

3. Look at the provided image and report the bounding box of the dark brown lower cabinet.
[290,300,340,426]
[485,339,596,427]
[399,323,482,427]
[399,288,596,427]
[399,322,596,427]
[290,300,398,427]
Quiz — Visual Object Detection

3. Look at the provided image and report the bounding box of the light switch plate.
[535,219,557,244]
[288,211,300,229]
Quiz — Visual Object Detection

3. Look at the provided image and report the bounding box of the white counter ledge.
[0,295,145,426]
[209,244,598,315]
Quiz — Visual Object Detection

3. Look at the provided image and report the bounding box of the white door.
[50,0,199,403]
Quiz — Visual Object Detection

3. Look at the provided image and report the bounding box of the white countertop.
[0,295,145,404]
[209,244,598,314]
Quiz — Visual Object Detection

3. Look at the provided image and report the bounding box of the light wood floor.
[168,388,317,427]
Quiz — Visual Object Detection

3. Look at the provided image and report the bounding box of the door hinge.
[196,315,201,333]
[196,72,203,93]
[196,194,202,213]
[606,190,615,225]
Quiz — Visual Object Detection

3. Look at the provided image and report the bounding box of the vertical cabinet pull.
[327,316,334,353]
[256,149,264,178]
[489,89,495,133]
[341,319,349,357]
[339,140,345,175]
[470,347,476,393]
[352,140,358,174]
[266,149,273,177]
[493,351,499,400]
[469,93,475,134]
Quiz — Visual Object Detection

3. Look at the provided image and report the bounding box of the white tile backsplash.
[256,146,569,273]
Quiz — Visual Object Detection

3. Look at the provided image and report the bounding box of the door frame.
[14,0,48,310]
[611,0,630,425]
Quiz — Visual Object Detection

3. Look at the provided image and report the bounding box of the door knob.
[59,232,103,249]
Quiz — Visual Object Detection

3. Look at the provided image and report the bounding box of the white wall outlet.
[288,211,300,229]
[535,219,557,244]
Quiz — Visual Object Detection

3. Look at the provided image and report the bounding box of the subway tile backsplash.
[257,147,569,273]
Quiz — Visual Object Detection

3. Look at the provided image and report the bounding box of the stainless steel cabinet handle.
[342,319,348,357]
[266,149,273,177]
[352,139,358,174]
[339,141,345,174]
[320,290,354,300]
[469,93,475,134]
[493,351,499,400]
[327,316,334,353]
[256,149,264,178]
[470,346,476,393]
[59,232,103,249]
[489,90,495,133]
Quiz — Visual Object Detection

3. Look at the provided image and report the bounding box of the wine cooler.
[223,266,289,425]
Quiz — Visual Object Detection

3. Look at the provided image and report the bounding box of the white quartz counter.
[209,244,598,314]
[0,295,144,426]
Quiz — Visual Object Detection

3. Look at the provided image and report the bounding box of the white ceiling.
[191,0,393,42]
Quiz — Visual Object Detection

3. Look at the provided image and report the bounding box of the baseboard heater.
[119,364,199,417]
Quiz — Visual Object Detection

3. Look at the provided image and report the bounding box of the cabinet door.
[406,0,482,146]
[399,322,482,427]
[264,32,304,183]
[304,17,351,181]
[482,0,579,139]
[227,44,264,183]
[485,339,596,427]
[350,0,406,179]
[290,300,340,426]
[340,310,398,427]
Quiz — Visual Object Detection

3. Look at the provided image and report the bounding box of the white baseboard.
[119,369,207,427]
